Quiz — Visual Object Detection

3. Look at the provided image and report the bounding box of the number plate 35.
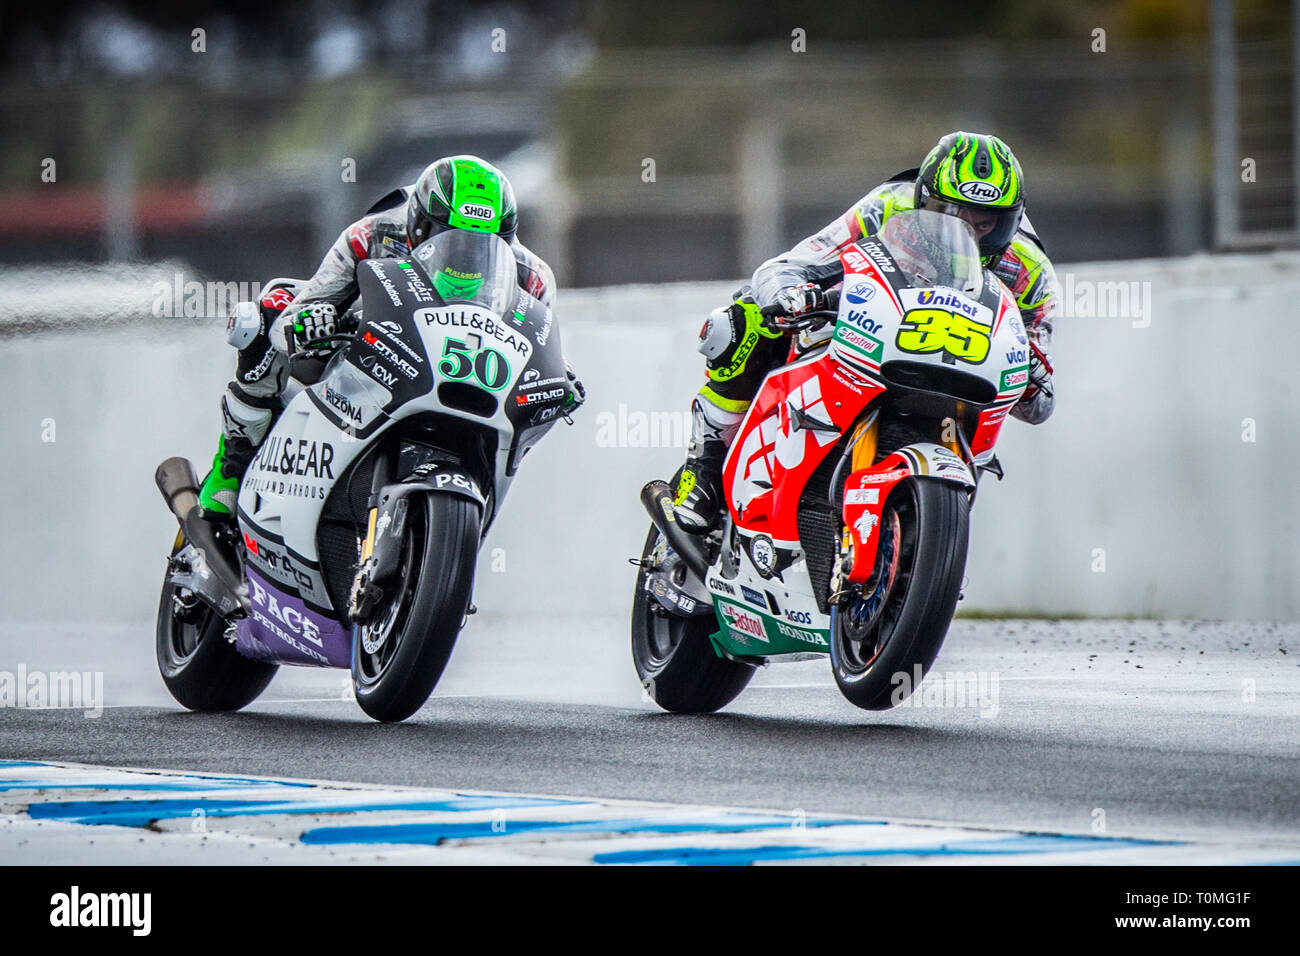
[895,308,992,364]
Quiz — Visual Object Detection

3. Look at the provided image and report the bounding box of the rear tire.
[830,478,969,711]
[156,536,277,712]
[631,525,755,713]
[351,493,479,722]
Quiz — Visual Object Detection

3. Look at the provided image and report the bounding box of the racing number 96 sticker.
[895,308,993,364]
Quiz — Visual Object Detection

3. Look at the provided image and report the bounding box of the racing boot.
[198,433,257,521]
[197,383,279,521]
[673,395,745,533]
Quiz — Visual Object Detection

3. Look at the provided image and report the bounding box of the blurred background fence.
[0,0,1296,297]
[3,0,1299,621]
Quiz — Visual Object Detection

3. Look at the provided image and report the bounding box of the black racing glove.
[290,303,351,352]
[564,362,585,413]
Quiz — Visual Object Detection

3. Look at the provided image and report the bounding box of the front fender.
[362,462,487,601]
[397,460,489,509]
[840,442,972,585]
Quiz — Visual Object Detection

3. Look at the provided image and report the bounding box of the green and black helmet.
[407,155,518,247]
[914,131,1024,260]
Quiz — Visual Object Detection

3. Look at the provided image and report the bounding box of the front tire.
[631,525,755,713]
[830,478,969,711]
[156,535,278,712]
[351,493,479,722]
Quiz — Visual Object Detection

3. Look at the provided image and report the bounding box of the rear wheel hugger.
[631,525,755,714]
[155,537,278,712]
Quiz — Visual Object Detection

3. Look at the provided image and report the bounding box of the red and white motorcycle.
[633,209,1034,712]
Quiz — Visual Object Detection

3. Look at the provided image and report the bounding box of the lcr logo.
[731,375,840,511]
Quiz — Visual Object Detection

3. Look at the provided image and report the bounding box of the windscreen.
[877,209,984,295]
[412,228,519,314]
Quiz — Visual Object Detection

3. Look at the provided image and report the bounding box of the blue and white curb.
[1,761,1293,865]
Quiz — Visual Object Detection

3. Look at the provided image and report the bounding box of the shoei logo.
[958,181,1002,203]
[459,202,496,222]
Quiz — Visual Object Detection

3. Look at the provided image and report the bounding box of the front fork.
[829,414,880,605]
[828,408,984,604]
[348,446,395,624]
[347,442,489,625]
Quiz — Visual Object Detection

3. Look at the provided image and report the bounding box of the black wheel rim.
[355,511,421,686]
[646,606,685,665]
[164,588,217,669]
[639,532,687,667]
[834,481,920,674]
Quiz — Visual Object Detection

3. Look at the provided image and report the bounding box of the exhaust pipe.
[156,456,201,524]
[640,480,711,584]
[155,456,249,617]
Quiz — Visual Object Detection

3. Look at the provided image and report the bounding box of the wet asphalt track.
[1,618,1296,850]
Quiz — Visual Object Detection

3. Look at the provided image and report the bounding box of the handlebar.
[291,331,356,359]
[759,309,839,333]
[760,287,841,332]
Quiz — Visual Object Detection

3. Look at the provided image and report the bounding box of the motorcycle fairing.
[709,594,830,660]
[233,249,564,668]
[722,354,866,542]
[237,568,353,668]
[839,444,975,585]
[704,526,832,659]
[969,295,1029,457]
[238,397,372,614]
[710,356,867,660]
[705,221,1025,662]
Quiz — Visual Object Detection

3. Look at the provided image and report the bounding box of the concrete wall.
[3,251,1298,623]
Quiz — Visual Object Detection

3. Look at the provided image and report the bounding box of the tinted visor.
[920,196,1022,259]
